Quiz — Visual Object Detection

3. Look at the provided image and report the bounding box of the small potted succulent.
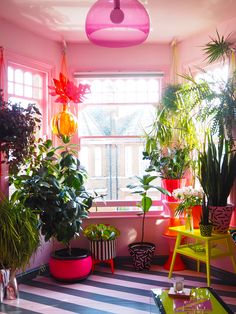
[127,173,170,270]
[84,223,120,272]
[199,196,213,237]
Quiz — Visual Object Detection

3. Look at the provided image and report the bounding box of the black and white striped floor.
[0,264,235,313]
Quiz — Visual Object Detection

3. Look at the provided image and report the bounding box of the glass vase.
[185,208,193,232]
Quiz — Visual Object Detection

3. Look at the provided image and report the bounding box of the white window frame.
[74,72,164,213]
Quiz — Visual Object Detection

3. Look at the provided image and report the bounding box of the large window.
[75,74,163,212]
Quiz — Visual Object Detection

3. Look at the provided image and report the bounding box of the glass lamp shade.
[85,0,150,48]
[51,104,78,139]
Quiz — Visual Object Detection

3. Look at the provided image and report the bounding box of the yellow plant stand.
[168,226,236,286]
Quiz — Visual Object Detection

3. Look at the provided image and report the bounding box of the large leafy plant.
[198,135,236,206]
[0,90,41,175]
[143,147,191,179]
[127,174,170,243]
[11,139,94,255]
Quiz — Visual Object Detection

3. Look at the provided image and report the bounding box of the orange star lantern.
[49,73,90,143]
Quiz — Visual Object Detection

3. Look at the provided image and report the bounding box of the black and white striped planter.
[128,242,156,271]
[90,239,117,261]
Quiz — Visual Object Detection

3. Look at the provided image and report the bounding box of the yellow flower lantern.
[51,103,78,139]
[49,73,90,143]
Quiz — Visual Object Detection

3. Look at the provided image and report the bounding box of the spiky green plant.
[198,135,236,206]
[0,194,40,272]
[203,30,235,64]
[200,195,211,225]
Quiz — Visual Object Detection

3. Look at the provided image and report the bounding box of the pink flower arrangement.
[49,72,90,104]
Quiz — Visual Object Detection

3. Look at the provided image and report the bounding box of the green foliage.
[143,147,191,179]
[127,174,170,242]
[203,30,234,64]
[11,139,94,252]
[84,224,120,241]
[0,194,40,271]
[0,90,41,175]
[161,84,182,111]
[181,72,236,145]
[200,195,212,225]
[198,135,236,206]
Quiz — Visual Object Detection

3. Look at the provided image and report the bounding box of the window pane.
[15,69,23,83]
[24,72,33,85]
[15,84,23,96]
[8,67,14,81]
[80,137,161,204]
[79,104,155,136]
[24,85,33,98]
[76,74,162,211]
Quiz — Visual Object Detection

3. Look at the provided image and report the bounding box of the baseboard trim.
[16,264,49,283]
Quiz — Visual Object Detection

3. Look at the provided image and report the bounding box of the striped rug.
[0,264,235,313]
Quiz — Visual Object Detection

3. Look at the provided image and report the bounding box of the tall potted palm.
[11,139,95,281]
[143,83,198,201]
[127,174,170,270]
[198,135,236,233]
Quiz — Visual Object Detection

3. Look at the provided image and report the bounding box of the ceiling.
[0,0,236,45]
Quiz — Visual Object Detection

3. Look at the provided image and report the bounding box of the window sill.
[88,211,170,219]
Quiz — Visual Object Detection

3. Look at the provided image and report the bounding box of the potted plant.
[199,196,213,237]
[143,147,191,202]
[0,89,41,175]
[143,83,199,201]
[173,186,204,229]
[0,194,40,299]
[84,223,120,273]
[11,139,95,282]
[198,134,236,233]
[127,173,170,270]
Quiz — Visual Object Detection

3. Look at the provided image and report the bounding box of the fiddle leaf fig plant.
[11,139,94,255]
[127,174,170,243]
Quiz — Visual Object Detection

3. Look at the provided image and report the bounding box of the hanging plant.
[49,73,90,143]
[203,30,236,64]
[0,90,41,175]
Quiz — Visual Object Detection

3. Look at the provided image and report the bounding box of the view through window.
[75,74,163,212]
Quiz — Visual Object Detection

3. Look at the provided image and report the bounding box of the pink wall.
[178,16,236,71]
[0,17,61,72]
[75,216,170,257]
[66,43,171,81]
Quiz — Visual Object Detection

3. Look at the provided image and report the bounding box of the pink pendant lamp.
[85,0,150,48]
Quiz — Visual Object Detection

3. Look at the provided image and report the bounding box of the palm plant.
[203,30,235,64]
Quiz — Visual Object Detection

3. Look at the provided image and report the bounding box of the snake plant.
[198,135,236,206]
